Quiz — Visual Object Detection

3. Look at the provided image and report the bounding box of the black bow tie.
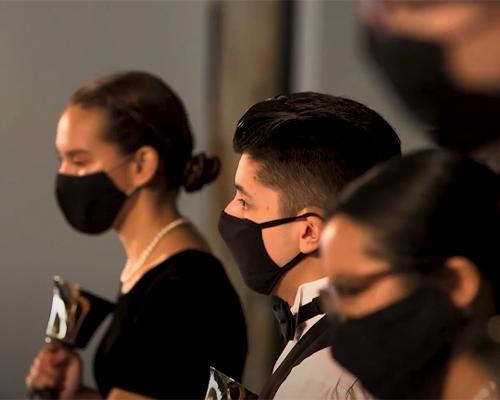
[271,296,323,342]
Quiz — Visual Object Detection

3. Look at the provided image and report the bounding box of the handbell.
[45,275,115,349]
[29,276,116,399]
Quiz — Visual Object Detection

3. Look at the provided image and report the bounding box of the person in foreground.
[219,92,401,399]
[321,149,500,399]
[26,71,247,399]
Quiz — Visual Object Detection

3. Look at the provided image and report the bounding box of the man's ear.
[297,207,324,254]
[443,256,481,308]
[128,146,159,190]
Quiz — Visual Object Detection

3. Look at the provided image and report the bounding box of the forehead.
[235,153,259,183]
[321,216,385,276]
[55,105,109,152]
[322,216,366,257]
[236,153,282,199]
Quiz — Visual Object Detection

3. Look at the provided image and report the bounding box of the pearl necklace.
[120,217,187,284]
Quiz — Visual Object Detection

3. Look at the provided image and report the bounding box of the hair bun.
[182,153,221,192]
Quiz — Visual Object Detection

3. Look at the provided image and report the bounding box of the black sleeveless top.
[94,250,248,399]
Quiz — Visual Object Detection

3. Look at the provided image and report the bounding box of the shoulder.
[277,348,369,400]
[167,249,226,273]
[133,249,236,309]
[158,249,224,276]
[140,250,224,289]
[289,347,346,384]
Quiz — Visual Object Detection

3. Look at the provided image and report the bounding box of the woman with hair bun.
[26,71,247,399]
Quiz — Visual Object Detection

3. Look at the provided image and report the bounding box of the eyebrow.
[55,148,91,158]
[235,183,252,198]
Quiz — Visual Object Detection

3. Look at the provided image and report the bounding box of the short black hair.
[233,92,401,215]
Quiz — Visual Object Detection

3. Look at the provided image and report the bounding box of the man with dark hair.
[219,92,401,399]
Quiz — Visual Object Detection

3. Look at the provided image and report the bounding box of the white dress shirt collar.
[290,276,329,340]
[290,276,329,315]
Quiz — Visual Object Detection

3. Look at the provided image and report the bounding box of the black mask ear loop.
[258,212,324,229]
[106,154,142,197]
[261,212,324,290]
[259,212,324,256]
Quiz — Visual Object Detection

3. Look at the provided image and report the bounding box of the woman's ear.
[443,256,481,308]
[129,146,159,189]
[297,207,324,254]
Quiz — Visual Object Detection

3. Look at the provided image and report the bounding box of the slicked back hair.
[233,92,402,216]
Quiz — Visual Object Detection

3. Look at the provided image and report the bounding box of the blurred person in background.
[25,71,247,399]
[361,0,500,169]
[321,149,500,399]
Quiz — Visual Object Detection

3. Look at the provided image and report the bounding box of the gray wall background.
[0,1,432,397]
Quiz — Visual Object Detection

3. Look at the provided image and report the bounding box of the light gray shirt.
[272,277,372,400]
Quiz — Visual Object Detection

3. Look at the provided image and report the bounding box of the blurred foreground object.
[45,275,115,349]
[360,0,500,157]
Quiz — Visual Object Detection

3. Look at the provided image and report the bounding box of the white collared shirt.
[272,277,371,400]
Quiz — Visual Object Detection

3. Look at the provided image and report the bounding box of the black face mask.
[329,287,465,399]
[364,26,500,153]
[218,211,321,295]
[56,171,129,235]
